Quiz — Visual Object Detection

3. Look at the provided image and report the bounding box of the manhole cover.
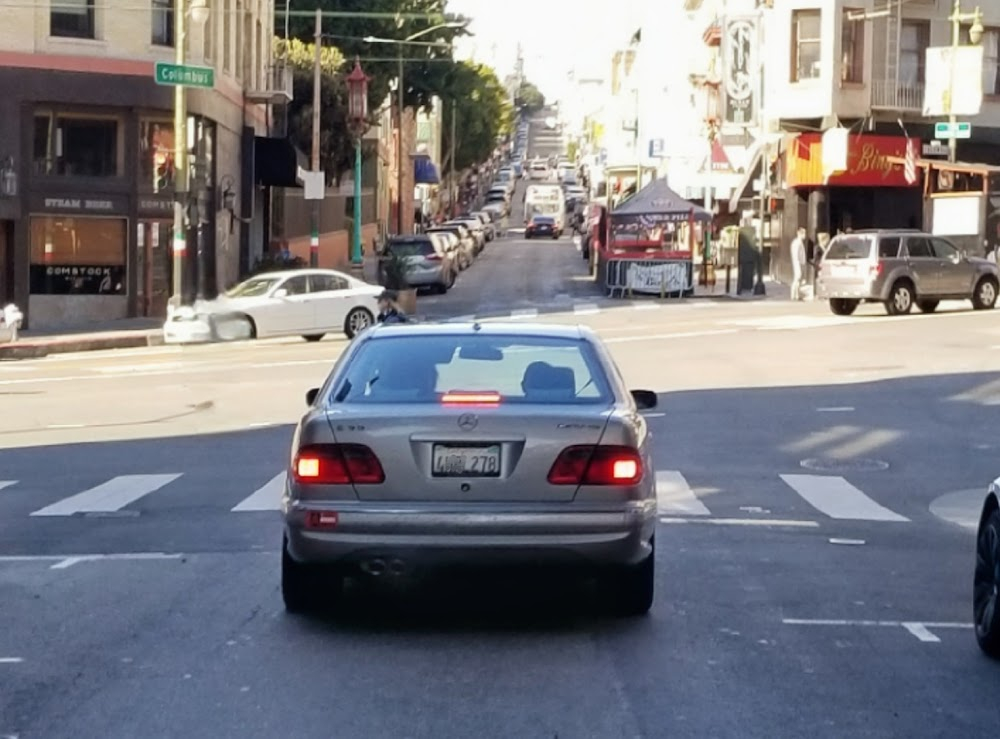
[800,458,889,472]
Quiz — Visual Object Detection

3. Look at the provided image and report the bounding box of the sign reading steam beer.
[722,17,758,127]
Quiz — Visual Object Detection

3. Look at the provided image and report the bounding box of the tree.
[440,61,513,174]
[283,0,468,115]
[515,80,545,113]
[278,38,357,180]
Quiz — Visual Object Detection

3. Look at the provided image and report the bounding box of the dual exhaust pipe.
[360,558,407,577]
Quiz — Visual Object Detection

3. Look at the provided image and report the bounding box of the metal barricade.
[603,259,692,300]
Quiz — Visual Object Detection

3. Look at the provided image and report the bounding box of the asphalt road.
[4,132,1000,737]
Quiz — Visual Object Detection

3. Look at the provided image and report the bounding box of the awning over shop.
[414,155,441,185]
[254,137,307,187]
[612,177,712,225]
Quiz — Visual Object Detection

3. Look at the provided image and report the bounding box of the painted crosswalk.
[3,467,923,527]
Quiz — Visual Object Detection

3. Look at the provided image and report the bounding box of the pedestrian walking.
[790,226,807,301]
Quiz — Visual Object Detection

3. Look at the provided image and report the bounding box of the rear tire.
[829,298,859,316]
[973,277,998,310]
[344,307,374,339]
[885,281,914,315]
[603,537,655,617]
[975,508,1000,658]
[281,536,343,615]
[917,299,940,313]
[302,334,325,342]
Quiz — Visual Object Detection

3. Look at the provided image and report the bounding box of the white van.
[524,184,565,232]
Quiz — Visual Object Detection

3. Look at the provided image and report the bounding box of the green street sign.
[934,121,972,139]
[154,62,215,89]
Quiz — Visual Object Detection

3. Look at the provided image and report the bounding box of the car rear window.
[824,236,874,260]
[331,335,613,405]
[387,239,434,257]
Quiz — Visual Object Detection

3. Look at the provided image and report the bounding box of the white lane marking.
[49,553,184,569]
[605,329,739,344]
[46,424,85,429]
[0,481,16,491]
[829,538,866,546]
[0,657,24,664]
[779,474,909,522]
[30,474,182,517]
[631,302,660,311]
[93,362,186,373]
[817,407,855,413]
[232,473,286,512]
[643,412,666,418]
[902,622,941,643]
[573,303,600,315]
[660,517,819,527]
[509,308,539,319]
[247,422,276,428]
[655,471,710,516]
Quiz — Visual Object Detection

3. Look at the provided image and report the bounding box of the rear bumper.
[283,499,657,569]
[816,280,879,300]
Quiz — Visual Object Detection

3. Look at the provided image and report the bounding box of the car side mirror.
[306,387,320,406]
[630,389,658,410]
[273,288,289,299]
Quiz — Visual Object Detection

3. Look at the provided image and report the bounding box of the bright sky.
[447,0,641,100]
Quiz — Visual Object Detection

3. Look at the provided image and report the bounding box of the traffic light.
[153,151,172,192]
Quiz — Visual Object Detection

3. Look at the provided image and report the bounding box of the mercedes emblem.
[457,413,478,431]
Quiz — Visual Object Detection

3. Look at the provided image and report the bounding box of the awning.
[254,137,306,187]
[414,155,441,185]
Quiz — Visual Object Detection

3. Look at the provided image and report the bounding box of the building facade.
[0,0,280,329]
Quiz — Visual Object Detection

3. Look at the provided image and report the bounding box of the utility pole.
[396,53,405,234]
[310,7,321,267]
[171,0,188,306]
[449,99,457,218]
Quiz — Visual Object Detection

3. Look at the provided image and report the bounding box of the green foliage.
[515,80,545,113]
[283,0,468,114]
[441,62,513,173]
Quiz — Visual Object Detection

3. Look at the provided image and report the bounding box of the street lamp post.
[947,1,984,163]
[171,0,210,307]
[346,58,370,267]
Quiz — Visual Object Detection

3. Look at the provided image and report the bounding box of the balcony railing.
[246,63,293,104]
[870,79,924,112]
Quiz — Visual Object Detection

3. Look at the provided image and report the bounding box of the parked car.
[426,225,475,270]
[817,229,999,316]
[281,322,659,616]
[974,477,1000,657]
[526,214,559,239]
[381,235,455,294]
[164,268,381,344]
[448,218,486,252]
[469,211,497,241]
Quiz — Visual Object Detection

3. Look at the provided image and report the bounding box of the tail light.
[869,262,883,278]
[293,444,385,485]
[547,445,643,486]
[425,253,442,261]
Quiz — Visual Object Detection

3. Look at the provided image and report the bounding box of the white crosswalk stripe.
[29,474,182,517]
[655,471,710,516]
[573,303,600,315]
[779,474,909,522]
[231,473,285,512]
[509,308,539,319]
[7,469,914,525]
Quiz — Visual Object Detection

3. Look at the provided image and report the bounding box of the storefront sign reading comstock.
[29,264,126,295]
[722,16,758,127]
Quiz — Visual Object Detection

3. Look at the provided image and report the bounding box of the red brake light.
[293,444,385,485]
[426,253,442,261]
[547,445,643,486]
[869,263,882,277]
[441,391,502,405]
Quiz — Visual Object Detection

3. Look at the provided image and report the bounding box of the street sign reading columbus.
[722,17,757,127]
[154,62,215,89]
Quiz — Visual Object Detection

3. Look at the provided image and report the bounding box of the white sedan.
[163,269,382,344]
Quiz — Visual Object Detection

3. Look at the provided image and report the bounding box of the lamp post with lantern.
[346,58,369,267]
[946,1,984,163]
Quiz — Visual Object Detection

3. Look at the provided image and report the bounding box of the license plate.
[832,265,855,278]
[432,445,502,477]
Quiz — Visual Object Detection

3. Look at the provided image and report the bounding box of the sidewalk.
[0,317,164,360]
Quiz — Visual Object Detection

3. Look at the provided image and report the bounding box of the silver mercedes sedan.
[281,322,659,616]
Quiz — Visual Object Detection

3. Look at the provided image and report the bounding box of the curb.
[0,331,164,360]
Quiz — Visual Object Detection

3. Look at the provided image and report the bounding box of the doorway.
[137,220,171,316]
[0,220,12,305]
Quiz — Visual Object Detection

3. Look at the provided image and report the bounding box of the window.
[981,28,1000,96]
[29,217,126,295]
[332,335,612,405]
[841,10,864,84]
[51,0,95,39]
[905,236,934,258]
[139,120,175,192]
[931,238,959,260]
[791,9,822,82]
[310,274,349,293]
[877,237,901,258]
[151,0,174,46]
[226,276,281,298]
[825,235,874,260]
[900,21,930,87]
[280,275,309,295]
[33,112,121,177]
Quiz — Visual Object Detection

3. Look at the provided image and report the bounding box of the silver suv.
[817,229,999,316]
